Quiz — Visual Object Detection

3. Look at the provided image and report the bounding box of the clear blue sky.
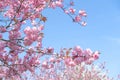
[42,0,120,78]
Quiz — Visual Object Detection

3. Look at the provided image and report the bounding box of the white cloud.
[105,37,120,44]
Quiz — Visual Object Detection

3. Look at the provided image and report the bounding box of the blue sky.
[42,0,120,78]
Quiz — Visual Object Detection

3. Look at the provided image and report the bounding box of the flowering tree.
[0,0,113,80]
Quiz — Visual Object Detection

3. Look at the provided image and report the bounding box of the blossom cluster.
[64,46,100,67]
[0,0,111,80]
[24,25,43,46]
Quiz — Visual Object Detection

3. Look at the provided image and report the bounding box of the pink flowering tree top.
[0,0,101,80]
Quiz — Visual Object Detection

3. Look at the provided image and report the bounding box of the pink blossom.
[47,47,54,53]
[0,41,6,52]
[83,48,92,58]
[32,27,39,34]
[74,15,81,22]
[36,42,42,49]
[42,61,48,68]
[49,2,56,9]
[93,51,100,60]
[0,27,6,32]
[64,10,69,14]
[34,59,40,65]
[64,57,71,66]
[37,36,42,41]
[74,46,83,56]
[49,57,55,63]
[69,60,76,67]
[48,64,54,68]
[86,57,95,64]
[0,73,6,78]
[74,57,84,64]
[56,1,63,7]
[25,63,34,72]
[79,10,87,17]
[81,21,87,26]
[0,33,2,39]
[72,50,77,56]
[69,7,76,14]
[24,37,33,46]
[56,58,61,63]
[9,30,21,39]
[24,26,31,35]
[38,25,44,31]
